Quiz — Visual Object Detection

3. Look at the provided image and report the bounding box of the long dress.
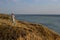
[12,14,15,25]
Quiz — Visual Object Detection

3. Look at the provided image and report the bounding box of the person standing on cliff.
[11,13,16,25]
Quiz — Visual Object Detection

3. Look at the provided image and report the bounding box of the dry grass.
[0,14,60,40]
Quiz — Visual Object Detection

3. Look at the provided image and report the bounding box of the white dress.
[12,15,15,24]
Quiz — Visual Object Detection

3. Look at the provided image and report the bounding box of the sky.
[0,0,60,14]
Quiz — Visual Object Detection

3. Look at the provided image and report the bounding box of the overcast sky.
[0,0,60,14]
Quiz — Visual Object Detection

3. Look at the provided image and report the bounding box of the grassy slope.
[0,14,60,40]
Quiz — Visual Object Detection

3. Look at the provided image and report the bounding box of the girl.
[11,13,15,25]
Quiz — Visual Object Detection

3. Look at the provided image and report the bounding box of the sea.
[15,14,60,34]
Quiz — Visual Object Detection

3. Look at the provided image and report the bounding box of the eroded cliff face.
[0,14,60,40]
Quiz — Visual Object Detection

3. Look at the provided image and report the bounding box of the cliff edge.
[0,14,60,40]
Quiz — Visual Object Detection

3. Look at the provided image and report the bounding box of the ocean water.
[15,14,60,34]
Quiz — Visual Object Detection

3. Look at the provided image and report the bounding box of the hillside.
[0,14,60,40]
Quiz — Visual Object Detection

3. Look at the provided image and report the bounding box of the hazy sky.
[0,0,60,14]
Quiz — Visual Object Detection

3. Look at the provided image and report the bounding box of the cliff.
[0,14,60,40]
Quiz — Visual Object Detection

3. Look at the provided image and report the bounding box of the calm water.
[15,14,60,34]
